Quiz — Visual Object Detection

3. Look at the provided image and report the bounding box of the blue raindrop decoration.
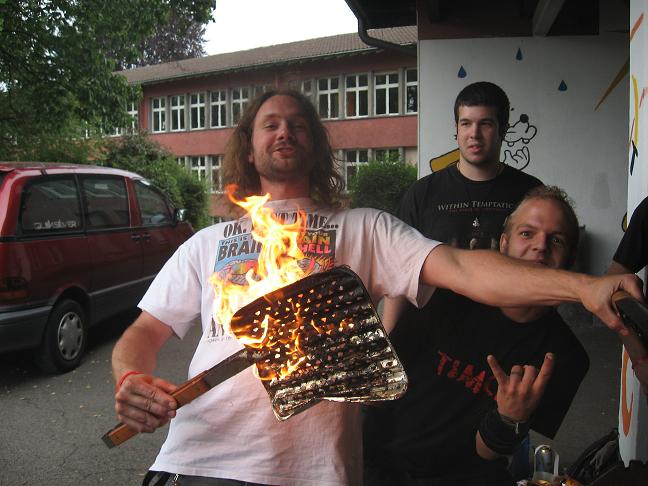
[458,66,467,78]
[515,48,523,60]
[558,80,568,91]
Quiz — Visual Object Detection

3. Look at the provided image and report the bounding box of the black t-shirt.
[363,290,589,485]
[397,163,542,249]
[613,196,648,272]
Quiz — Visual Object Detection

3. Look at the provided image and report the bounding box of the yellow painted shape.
[595,59,629,111]
[430,148,460,172]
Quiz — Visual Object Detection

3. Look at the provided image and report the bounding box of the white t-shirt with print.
[140,198,439,486]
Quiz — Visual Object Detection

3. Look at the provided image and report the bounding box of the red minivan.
[0,162,194,372]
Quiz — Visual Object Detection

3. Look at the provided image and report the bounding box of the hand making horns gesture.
[487,353,555,423]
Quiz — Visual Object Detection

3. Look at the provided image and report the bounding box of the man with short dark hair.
[110,91,639,486]
[385,82,544,480]
[398,81,542,250]
[364,186,590,486]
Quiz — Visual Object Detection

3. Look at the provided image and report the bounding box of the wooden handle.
[102,370,211,448]
[101,421,138,448]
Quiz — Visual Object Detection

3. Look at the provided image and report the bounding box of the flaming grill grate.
[230,266,407,420]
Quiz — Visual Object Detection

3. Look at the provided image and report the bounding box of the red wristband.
[632,356,648,370]
[116,370,142,391]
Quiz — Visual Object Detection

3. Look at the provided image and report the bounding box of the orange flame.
[209,186,309,380]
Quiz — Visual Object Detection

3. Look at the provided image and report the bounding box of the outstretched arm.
[476,354,554,460]
[420,245,643,333]
[607,260,633,276]
[112,311,178,433]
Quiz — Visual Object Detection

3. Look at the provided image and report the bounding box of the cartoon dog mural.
[503,114,537,170]
[429,112,538,172]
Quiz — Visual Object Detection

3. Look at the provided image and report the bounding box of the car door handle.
[142,232,151,241]
[131,234,141,241]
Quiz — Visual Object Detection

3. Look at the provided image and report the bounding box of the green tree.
[116,12,208,70]
[102,134,211,230]
[0,0,214,159]
[348,156,417,215]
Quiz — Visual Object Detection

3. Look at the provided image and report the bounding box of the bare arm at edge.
[420,245,643,333]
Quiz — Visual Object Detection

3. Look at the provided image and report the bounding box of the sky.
[204,0,359,56]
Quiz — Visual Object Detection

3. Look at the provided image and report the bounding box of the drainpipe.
[356,17,417,57]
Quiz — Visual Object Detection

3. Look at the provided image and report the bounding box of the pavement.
[530,303,625,475]
[0,303,630,483]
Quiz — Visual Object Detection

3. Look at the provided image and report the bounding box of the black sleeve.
[530,330,590,439]
[396,179,423,228]
[613,196,648,273]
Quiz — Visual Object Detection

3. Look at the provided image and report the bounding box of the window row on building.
[300,68,418,120]
[176,148,407,194]
[153,85,271,133]
[149,68,417,134]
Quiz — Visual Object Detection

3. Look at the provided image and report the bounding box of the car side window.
[81,176,130,229]
[20,176,82,234]
[134,180,173,226]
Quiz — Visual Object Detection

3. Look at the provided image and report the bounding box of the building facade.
[119,27,418,216]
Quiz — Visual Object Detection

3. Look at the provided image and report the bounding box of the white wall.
[418,34,629,275]
[618,0,648,464]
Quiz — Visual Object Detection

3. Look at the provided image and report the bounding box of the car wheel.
[36,299,87,374]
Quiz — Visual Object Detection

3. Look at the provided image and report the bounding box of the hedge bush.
[348,156,417,215]
[101,134,211,229]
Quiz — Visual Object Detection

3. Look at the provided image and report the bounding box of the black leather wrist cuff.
[478,408,530,455]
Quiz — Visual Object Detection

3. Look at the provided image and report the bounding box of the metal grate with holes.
[231,265,407,420]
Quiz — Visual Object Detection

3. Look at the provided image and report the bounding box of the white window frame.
[374,72,400,116]
[190,93,206,130]
[405,68,418,114]
[210,90,227,128]
[231,87,250,125]
[210,155,223,194]
[152,97,166,133]
[112,101,139,136]
[127,101,138,133]
[301,79,314,103]
[170,95,186,132]
[342,149,369,191]
[190,155,208,182]
[373,147,402,162]
[182,155,223,194]
[317,77,340,120]
[345,73,369,118]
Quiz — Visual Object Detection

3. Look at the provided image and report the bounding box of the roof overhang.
[344,0,600,38]
[344,0,417,29]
